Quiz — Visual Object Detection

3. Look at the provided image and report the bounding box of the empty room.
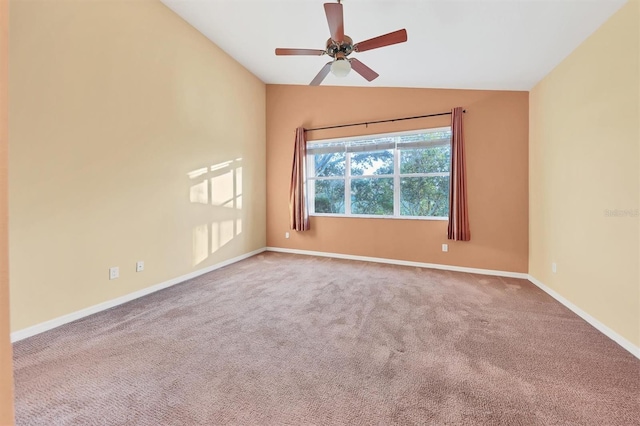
[0,0,638,424]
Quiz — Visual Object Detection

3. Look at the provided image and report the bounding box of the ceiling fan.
[275,0,408,86]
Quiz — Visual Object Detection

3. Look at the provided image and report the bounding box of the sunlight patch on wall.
[190,159,243,209]
[210,161,233,172]
[189,158,245,265]
[211,170,234,207]
[235,167,243,209]
[235,167,242,194]
[220,220,234,247]
[210,219,239,253]
[211,222,219,253]
[187,167,208,179]
[192,224,209,266]
[189,180,208,204]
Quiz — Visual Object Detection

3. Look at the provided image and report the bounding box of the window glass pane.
[351,178,394,215]
[400,145,450,174]
[400,176,450,217]
[314,153,345,177]
[350,150,394,176]
[314,179,345,213]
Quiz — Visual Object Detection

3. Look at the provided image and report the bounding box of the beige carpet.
[13,252,640,425]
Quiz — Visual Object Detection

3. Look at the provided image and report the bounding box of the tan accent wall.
[9,0,266,332]
[529,1,639,346]
[266,85,529,273]
[1,0,15,423]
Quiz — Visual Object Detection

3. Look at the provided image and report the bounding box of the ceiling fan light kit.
[330,58,351,77]
[275,0,408,86]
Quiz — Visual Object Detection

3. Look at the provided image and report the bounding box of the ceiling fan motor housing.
[326,36,354,58]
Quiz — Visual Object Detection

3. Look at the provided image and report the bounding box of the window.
[307,127,451,219]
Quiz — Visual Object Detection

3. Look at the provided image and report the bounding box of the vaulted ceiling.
[161,0,626,90]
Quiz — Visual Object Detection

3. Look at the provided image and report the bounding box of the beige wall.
[529,1,639,347]
[267,85,529,273]
[9,0,266,332]
[1,0,15,423]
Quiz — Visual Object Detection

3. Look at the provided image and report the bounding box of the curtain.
[289,127,310,231]
[447,107,470,241]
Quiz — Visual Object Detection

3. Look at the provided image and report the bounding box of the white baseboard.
[11,247,267,343]
[265,246,529,279]
[527,275,640,360]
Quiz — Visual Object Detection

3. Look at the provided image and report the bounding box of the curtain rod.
[303,110,466,132]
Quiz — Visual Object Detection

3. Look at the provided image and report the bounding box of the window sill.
[310,214,448,221]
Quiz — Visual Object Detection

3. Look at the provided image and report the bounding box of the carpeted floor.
[12,252,640,425]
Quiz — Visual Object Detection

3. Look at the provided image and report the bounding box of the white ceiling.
[160,0,626,90]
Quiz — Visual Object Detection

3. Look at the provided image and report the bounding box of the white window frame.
[307,127,451,221]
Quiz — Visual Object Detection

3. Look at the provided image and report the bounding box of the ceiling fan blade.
[354,29,407,53]
[324,3,344,43]
[349,59,379,82]
[310,62,332,86]
[275,48,325,56]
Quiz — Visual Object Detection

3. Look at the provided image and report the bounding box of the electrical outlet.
[552,262,557,273]
[285,232,290,239]
[442,244,448,252]
[136,261,144,272]
[109,267,119,280]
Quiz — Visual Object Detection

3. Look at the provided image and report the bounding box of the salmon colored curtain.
[447,107,470,241]
[289,127,310,231]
